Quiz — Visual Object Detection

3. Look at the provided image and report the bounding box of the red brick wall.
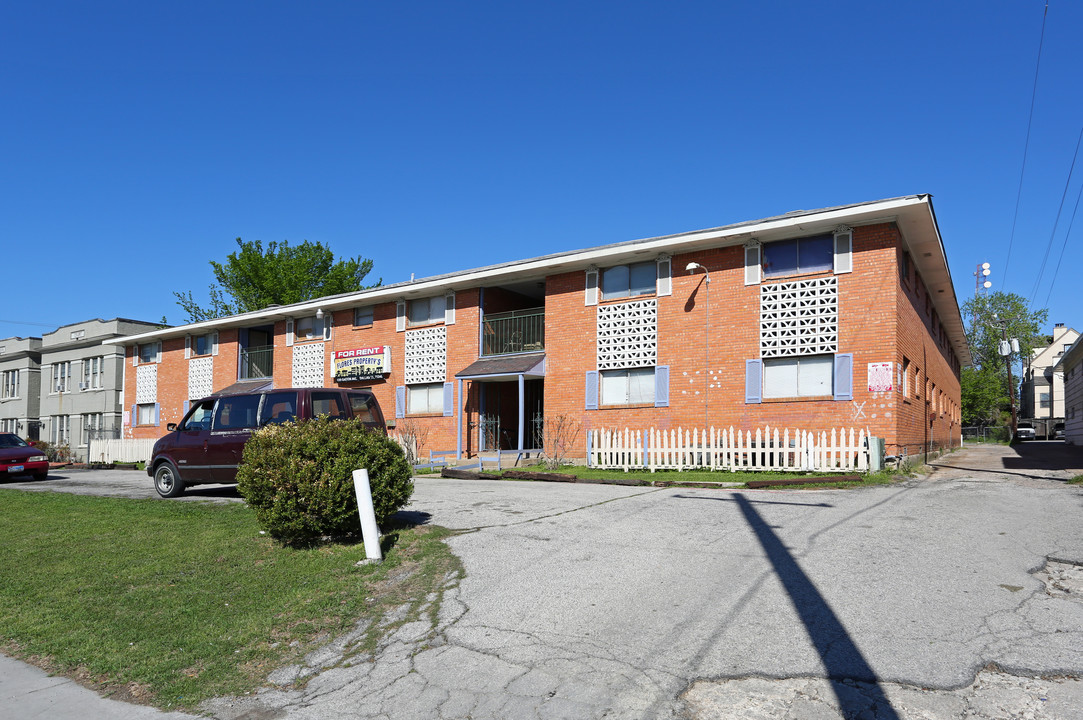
[544,226,906,452]
[123,223,963,460]
[894,246,962,456]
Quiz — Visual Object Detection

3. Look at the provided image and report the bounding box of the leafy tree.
[962,291,1047,368]
[961,291,1047,426]
[175,238,379,322]
[961,365,1008,425]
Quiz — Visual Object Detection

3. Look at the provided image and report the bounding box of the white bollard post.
[352,469,383,562]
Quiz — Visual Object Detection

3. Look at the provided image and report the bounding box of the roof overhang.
[456,353,545,380]
[109,195,971,366]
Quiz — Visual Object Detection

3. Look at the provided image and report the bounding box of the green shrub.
[236,417,413,547]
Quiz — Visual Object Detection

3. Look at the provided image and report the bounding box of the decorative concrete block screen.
[760,276,838,358]
[597,298,658,370]
[188,356,213,400]
[404,326,447,384]
[135,364,157,404]
[291,342,325,388]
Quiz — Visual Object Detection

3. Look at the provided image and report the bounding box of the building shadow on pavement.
[1001,442,1083,474]
[733,494,901,720]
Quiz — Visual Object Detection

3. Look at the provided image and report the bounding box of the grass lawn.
[0,490,459,710]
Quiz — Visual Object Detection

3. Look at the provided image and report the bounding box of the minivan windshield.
[181,400,215,431]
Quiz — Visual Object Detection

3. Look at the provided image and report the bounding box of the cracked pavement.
[196,443,1083,720]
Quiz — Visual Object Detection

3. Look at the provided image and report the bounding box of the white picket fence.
[587,426,869,473]
[87,438,157,465]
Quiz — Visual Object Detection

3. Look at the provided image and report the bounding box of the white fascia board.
[109,196,937,348]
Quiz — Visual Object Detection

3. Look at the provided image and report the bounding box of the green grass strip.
[0,490,458,709]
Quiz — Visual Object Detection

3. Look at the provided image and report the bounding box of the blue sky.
[2,1,1080,341]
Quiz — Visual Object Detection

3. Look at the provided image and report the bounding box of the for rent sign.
[334,346,391,382]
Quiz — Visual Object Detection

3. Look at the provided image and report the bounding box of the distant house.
[0,336,43,440]
[1054,339,1083,445]
[112,195,970,463]
[1020,323,1079,435]
[38,318,164,461]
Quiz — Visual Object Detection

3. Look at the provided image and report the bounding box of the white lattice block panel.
[188,357,213,400]
[135,364,158,404]
[597,298,658,370]
[760,276,838,358]
[405,326,447,384]
[292,342,326,388]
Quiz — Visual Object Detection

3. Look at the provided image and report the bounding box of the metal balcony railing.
[240,345,273,379]
[482,308,544,356]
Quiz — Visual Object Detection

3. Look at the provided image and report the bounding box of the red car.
[0,433,49,481]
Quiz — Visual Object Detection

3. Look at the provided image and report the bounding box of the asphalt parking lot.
[0,467,243,503]
[4,443,1083,719]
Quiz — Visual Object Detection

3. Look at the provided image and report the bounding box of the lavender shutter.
[745,359,762,404]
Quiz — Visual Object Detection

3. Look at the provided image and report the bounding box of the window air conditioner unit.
[79,382,88,390]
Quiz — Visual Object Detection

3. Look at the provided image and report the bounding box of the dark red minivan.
[148,387,386,498]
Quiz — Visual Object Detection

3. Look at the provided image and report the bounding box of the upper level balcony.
[240,345,273,379]
[482,308,544,357]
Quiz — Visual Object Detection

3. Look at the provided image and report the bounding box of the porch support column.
[456,378,464,460]
[517,373,525,452]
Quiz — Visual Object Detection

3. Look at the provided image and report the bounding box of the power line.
[1044,130,1083,308]
[1029,123,1083,309]
[0,318,61,329]
[1003,0,1049,282]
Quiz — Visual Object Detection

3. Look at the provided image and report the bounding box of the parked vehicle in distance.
[1053,422,1065,440]
[0,433,49,481]
[1014,422,1036,441]
[148,387,386,498]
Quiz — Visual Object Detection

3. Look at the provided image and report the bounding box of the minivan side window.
[181,400,216,431]
[214,394,261,430]
[348,392,377,423]
[311,391,347,420]
[259,391,299,426]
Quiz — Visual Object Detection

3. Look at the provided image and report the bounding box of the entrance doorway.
[478,379,543,452]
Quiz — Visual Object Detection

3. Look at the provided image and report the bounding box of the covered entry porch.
[455,353,545,459]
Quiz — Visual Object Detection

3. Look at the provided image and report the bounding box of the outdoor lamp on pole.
[686,262,710,428]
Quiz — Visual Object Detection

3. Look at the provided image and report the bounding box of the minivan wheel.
[154,462,186,498]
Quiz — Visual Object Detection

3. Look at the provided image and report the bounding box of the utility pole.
[994,317,1020,438]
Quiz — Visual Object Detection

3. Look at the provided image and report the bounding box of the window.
[900,252,911,284]
[213,394,261,430]
[600,367,655,405]
[348,392,378,422]
[81,413,103,446]
[601,261,655,301]
[138,343,159,364]
[0,418,18,433]
[52,362,71,393]
[51,415,71,444]
[258,391,298,426]
[354,306,374,327]
[182,400,216,431]
[311,391,347,419]
[1,369,18,399]
[191,333,216,356]
[763,355,833,398]
[408,296,446,326]
[294,316,329,342]
[407,383,444,414]
[136,404,157,426]
[902,358,911,398]
[1040,392,1051,409]
[763,234,833,278]
[82,357,104,390]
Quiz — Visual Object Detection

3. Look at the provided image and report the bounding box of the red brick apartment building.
[115,195,970,461]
